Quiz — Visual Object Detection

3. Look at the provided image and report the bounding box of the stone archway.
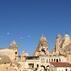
[40,65,45,71]
[46,65,50,71]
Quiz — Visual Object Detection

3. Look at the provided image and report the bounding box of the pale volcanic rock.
[34,36,49,56]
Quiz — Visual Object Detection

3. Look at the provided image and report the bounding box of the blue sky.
[0,0,71,55]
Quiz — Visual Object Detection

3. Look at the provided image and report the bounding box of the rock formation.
[62,34,71,48]
[54,34,62,55]
[34,36,49,56]
[53,34,71,63]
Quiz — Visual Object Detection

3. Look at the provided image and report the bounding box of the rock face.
[54,34,62,55]
[53,34,71,63]
[62,44,71,63]
[64,44,71,54]
[34,36,49,56]
[62,34,71,48]
[0,40,18,62]
[54,34,71,55]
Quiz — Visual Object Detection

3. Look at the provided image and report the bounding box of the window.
[56,59,58,62]
[66,69,67,71]
[41,65,45,70]
[41,58,45,63]
[28,63,34,69]
[4,62,6,64]
[37,64,39,68]
[46,65,49,67]
[41,48,45,52]
[54,59,55,62]
[15,52,17,54]
[52,59,53,62]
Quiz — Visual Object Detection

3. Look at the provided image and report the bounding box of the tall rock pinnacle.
[34,36,49,56]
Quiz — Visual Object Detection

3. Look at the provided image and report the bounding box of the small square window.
[15,52,17,54]
[28,63,34,68]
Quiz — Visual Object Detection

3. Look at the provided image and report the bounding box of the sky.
[0,0,71,55]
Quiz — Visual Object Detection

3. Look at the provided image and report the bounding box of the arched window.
[66,69,68,71]
[52,59,53,62]
[28,63,34,68]
[37,64,39,68]
[40,65,45,70]
[54,59,55,62]
[56,59,58,62]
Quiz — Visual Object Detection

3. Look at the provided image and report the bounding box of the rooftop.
[50,62,71,67]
